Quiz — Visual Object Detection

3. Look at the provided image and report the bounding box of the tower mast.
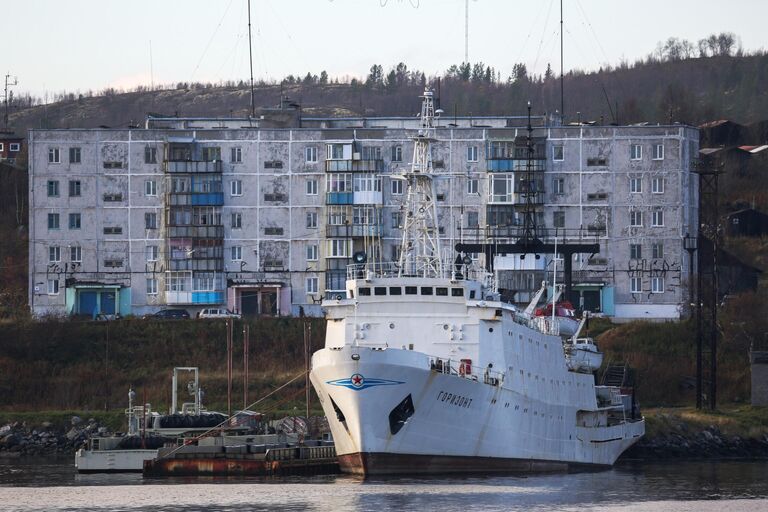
[398,89,443,278]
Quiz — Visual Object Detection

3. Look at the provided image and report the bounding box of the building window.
[553,211,565,228]
[231,246,242,261]
[145,212,158,229]
[652,243,664,259]
[306,179,318,196]
[231,147,242,163]
[630,277,642,294]
[467,146,479,162]
[231,212,242,229]
[48,213,60,230]
[9,143,20,152]
[307,244,318,261]
[467,178,479,195]
[47,279,59,295]
[467,211,479,227]
[68,213,81,229]
[391,211,403,229]
[145,180,157,196]
[146,245,159,262]
[70,246,82,262]
[146,278,158,295]
[145,146,157,164]
[630,177,642,194]
[306,277,319,294]
[230,180,242,196]
[48,246,61,263]
[630,211,642,227]
[202,147,221,161]
[652,143,664,160]
[553,145,564,161]
[48,148,60,163]
[47,180,59,197]
[391,179,403,195]
[553,178,564,195]
[103,226,122,235]
[328,239,351,258]
[69,180,81,197]
[306,212,318,229]
[630,144,642,160]
[264,227,284,236]
[651,276,665,293]
[652,210,664,227]
[490,175,514,203]
[630,244,642,260]
[305,146,318,163]
[391,145,403,162]
[652,177,664,194]
[353,174,381,192]
[69,147,81,164]
[327,143,346,160]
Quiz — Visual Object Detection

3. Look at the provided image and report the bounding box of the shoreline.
[3,407,768,461]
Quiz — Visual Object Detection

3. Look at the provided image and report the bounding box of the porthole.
[389,323,395,329]
[489,328,494,333]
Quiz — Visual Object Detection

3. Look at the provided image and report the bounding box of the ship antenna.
[398,88,443,278]
[552,233,558,331]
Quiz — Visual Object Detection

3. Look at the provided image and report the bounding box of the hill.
[7,53,768,132]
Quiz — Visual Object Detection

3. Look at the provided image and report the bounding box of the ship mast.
[398,89,443,277]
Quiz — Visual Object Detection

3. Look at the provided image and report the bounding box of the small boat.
[533,300,580,337]
[75,367,253,473]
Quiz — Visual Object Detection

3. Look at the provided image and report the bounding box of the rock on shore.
[0,417,107,458]
[623,420,768,460]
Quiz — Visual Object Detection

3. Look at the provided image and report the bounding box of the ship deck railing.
[347,262,488,282]
[429,356,505,387]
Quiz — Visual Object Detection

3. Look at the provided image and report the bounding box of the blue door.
[78,291,98,316]
[101,292,116,315]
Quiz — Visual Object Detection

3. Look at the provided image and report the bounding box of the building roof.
[699,147,723,156]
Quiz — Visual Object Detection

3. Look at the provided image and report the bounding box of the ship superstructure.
[309,89,644,475]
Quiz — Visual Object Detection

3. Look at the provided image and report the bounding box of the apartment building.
[28,112,698,320]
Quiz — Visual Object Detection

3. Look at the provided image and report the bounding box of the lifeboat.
[534,301,580,337]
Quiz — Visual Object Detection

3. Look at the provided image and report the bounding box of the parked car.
[197,308,241,319]
[143,309,190,320]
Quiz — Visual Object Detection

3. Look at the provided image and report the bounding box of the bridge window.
[405,286,417,295]
[359,287,371,296]
[451,288,464,297]
[389,287,402,295]
[436,287,448,296]
[374,287,387,296]
[420,287,433,296]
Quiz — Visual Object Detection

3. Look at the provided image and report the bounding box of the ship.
[309,89,644,475]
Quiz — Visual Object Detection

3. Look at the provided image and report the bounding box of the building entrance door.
[241,290,260,316]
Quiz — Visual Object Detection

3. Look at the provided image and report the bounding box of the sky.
[3,0,766,99]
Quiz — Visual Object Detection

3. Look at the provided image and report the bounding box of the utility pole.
[247,0,256,118]
[4,73,18,128]
[243,323,249,410]
[560,0,564,120]
[464,0,469,63]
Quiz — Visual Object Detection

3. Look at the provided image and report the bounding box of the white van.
[197,308,241,319]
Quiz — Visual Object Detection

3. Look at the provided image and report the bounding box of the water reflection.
[0,459,767,512]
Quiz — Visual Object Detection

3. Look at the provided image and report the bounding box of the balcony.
[165,290,224,305]
[167,225,224,239]
[168,192,224,207]
[165,160,223,173]
[353,190,383,205]
[325,159,384,173]
[326,224,383,238]
[326,192,353,205]
[487,159,546,172]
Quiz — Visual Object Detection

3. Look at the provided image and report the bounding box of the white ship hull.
[75,448,158,473]
[312,343,643,475]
